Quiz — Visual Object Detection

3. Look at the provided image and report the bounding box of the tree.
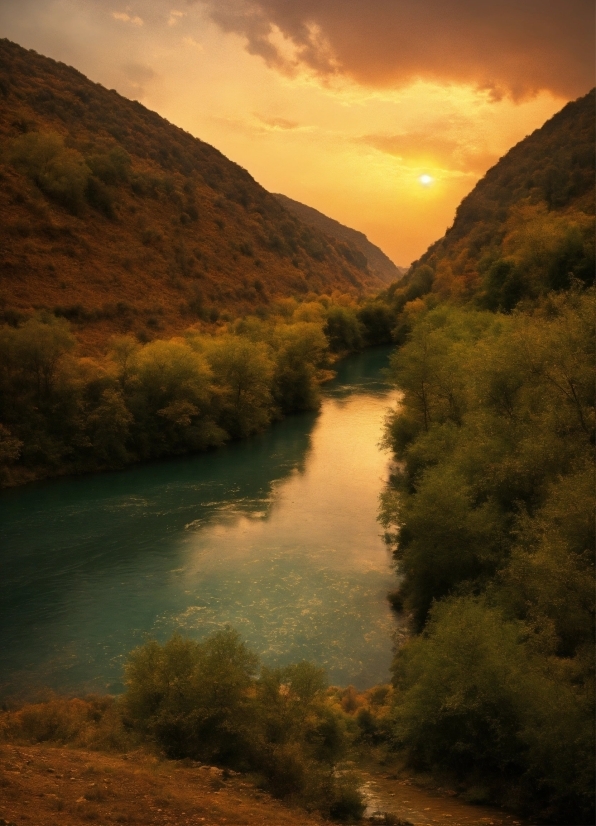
[203,336,275,437]
[126,338,222,457]
[271,322,327,413]
[123,629,259,763]
[324,306,363,353]
[10,131,91,214]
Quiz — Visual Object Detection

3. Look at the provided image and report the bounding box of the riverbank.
[0,741,529,826]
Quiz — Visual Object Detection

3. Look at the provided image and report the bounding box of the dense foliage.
[122,630,364,820]
[375,89,595,825]
[380,288,594,821]
[0,291,394,485]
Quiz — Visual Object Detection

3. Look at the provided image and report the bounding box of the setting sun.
[419,174,434,186]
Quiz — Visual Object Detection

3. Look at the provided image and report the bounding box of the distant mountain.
[274,193,405,284]
[394,89,595,309]
[0,39,383,351]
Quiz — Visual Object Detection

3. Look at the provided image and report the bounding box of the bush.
[328,772,366,821]
[10,131,90,214]
[1,696,132,752]
[122,632,362,818]
[123,629,258,763]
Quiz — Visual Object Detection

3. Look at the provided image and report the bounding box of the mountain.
[0,39,383,352]
[390,89,595,312]
[273,193,405,284]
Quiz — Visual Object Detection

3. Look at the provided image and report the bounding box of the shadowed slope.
[274,193,405,284]
[0,39,382,352]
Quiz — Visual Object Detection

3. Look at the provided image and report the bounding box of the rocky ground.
[360,769,528,826]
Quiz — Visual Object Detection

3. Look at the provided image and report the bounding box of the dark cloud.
[201,0,595,99]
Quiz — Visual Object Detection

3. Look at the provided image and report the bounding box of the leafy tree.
[383,289,595,821]
[203,336,275,438]
[126,338,222,457]
[271,322,327,413]
[357,301,395,345]
[324,306,363,353]
[123,629,258,763]
[122,631,363,819]
[10,315,75,401]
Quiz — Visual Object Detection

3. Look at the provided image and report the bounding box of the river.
[0,346,400,700]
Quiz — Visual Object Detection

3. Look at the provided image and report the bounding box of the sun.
[419,174,434,186]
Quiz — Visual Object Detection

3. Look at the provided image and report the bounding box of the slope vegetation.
[274,193,405,284]
[387,89,594,315]
[0,39,381,352]
[378,91,595,824]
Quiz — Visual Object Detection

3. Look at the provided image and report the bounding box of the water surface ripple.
[0,347,399,698]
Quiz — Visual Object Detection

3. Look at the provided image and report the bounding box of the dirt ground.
[0,744,328,826]
[360,769,528,826]
[0,744,531,826]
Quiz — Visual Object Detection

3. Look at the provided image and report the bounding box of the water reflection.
[0,347,399,698]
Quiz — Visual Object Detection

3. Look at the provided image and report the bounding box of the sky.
[0,1,594,265]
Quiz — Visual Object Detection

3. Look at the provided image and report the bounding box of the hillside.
[0,39,382,353]
[378,89,595,824]
[274,193,405,284]
[390,89,595,312]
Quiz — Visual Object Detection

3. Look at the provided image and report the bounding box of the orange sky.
[0,1,593,265]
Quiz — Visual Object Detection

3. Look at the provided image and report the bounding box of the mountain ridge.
[389,88,595,312]
[273,193,405,284]
[0,38,383,352]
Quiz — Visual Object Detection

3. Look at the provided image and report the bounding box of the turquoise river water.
[0,347,400,699]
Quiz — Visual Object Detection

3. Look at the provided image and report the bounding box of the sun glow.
[419,174,434,186]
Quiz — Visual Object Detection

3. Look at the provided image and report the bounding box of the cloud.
[168,9,185,26]
[122,61,156,83]
[360,131,499,175]
[120,61,157,96]
[112,10,144,26]
[257,115,301,130]
[201,0,595,99]
[182,35,203,49]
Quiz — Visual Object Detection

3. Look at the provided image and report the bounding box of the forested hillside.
[385,89,594,320]
[0,39,382,352]
[379,90,595,824]
[274,193,405,284]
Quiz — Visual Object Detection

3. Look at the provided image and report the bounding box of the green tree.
[126,339,223,457]
[203,336,275,437]
[271,322,327,413]
[324,306,363,353]
[123,629,259,763]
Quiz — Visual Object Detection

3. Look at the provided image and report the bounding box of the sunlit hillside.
[0,39,383,353]
[387,89,595,317]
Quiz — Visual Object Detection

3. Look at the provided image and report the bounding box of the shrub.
[1,696,132,751]
[10,131,90,214]
[123,630,259,763]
